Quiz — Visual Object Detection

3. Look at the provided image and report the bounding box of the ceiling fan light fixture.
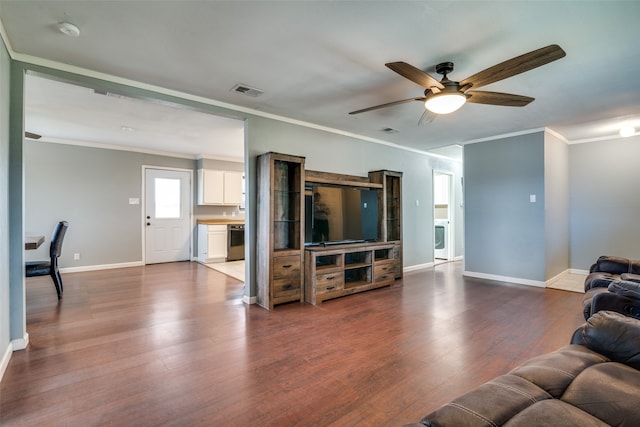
[424,92,466,115]
[619,126,635,138]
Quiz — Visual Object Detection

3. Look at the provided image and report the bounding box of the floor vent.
[231,84,264,97]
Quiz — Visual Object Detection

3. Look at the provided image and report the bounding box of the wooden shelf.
[305,242,397,305]
[256,152,306,310]
[369,170,403,279]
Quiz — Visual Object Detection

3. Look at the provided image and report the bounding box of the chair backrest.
[50,221,69,259]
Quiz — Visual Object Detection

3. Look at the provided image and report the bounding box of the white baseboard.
[569,269,589,276]
[545,269,568,286]
[0,342,11,383]
[242,295,256,305]
[1,333,30,383]
[463,270,546,288]
[60,261,144,274]
[404,262,434,273]
[11,333,29,351]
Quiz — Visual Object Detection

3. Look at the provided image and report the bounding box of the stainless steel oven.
[227,224,245,261]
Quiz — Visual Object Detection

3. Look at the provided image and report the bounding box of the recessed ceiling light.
[619,126,635,137]
[120,126,135,132]
[57,22,80,37]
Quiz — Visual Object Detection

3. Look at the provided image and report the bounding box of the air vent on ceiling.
[231,84,264,97]
[25,131,42,140]
[381,127,399,134]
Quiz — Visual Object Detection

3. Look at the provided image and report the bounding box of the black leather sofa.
[582,256,640,320]
[404,311,640,427]
[584,255,640,291]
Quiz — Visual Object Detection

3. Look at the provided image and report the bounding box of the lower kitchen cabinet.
[197,224,227,263]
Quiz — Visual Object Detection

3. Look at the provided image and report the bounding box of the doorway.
[433,171,453,261]
[144,167,192,264]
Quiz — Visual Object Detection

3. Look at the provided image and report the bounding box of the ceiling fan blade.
[460,44,566,89]
[466,91,534,107]
[385,62,445,90]
[25,131,42,140]
[349,97,426,115]
[418,110,436,126]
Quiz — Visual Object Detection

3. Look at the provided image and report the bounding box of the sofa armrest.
[571,311,640,369]
[591,291,640,320]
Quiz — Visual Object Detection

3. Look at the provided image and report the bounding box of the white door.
[433,172,453,261]
[145,168,192,264]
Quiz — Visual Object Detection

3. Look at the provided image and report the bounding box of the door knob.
[146,222,151,226]
[146,216,151,219]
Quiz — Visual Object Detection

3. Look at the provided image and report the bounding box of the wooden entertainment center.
[256,152,402,309]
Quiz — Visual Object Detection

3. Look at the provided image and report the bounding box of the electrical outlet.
[73,253,80,260]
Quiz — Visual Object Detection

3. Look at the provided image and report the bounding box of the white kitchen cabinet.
[197,169,243,205]
[222,171,243,205]
[197,224,227,263]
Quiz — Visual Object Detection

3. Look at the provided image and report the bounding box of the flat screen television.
[304,184,379,246]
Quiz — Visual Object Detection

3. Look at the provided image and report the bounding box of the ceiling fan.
[349,44,566,119]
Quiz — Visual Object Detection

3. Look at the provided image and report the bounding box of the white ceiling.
[2,1,640,160]
[24,74,246,161]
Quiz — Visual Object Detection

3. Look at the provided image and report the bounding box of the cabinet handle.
[326,276,334,280]
[282,264,292,269]
[326,286,335,291]
[283,283,293,290]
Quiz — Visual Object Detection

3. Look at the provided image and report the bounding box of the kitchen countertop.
[197,218,245,225]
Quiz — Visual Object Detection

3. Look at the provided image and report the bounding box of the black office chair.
[26,221,69,300]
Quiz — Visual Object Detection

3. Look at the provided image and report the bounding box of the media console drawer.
[374,262,395,282]
[316,271,344,292]
[273,277,301,302]
[273,255,301,279]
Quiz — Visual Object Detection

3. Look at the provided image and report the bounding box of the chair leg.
[56,271,64,293]
[50,271,62,300]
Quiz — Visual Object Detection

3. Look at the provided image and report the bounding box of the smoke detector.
[381,127,399,134]
[57,22,80,37]
[230,84,264,98]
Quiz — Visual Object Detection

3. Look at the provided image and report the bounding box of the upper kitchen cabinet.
[197,169,243,205]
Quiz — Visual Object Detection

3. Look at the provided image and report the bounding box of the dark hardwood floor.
[1,261,585,426]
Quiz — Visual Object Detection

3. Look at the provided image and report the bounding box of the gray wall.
[464,132,546,281]
[544,132,570,278]
[0,29,11,368]
[24,141,243,267]
[569,134,640,268]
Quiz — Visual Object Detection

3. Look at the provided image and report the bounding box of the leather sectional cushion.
[608,279,640,299]
[561,362,640,427]
[509,346,607,398]
[572,311,640,369]
[418,374,552,427]
[502,399,608,427]
[621,273,640,283]
[590,256,640,275]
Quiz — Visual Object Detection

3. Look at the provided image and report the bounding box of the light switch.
[129,198,140,205]
[529,194,536,203]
